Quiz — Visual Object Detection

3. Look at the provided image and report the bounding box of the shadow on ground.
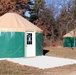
[43,49,49,55]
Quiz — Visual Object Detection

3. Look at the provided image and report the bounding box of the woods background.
[0,0,76,46]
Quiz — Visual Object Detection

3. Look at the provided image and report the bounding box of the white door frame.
[25,32,36,57]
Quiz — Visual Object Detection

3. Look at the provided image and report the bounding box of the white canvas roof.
[0,13,42,32]
[63,30,76,37]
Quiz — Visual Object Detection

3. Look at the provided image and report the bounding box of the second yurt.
[63,30,76,47]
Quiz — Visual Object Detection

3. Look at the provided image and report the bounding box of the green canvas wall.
[0,32,43,58]
[63,37,76,47]
[0,32,24,58]
[36,33,43,56]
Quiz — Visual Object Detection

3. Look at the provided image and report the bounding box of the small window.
[27,33,32,45]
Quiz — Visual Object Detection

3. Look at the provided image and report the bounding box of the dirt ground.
[0,60,76,75]
[0,46,76,75]
[43,46,76,75]
[44,46,76,59]
[44,64,76,75]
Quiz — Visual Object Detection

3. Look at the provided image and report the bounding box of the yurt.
[0,12,43,58]
[63,30,76,47]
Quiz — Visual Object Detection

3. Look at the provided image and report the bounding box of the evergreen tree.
[29,0,45,22]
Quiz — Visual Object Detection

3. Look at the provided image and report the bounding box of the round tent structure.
[0,13,43,58]
[63,30,76,47]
